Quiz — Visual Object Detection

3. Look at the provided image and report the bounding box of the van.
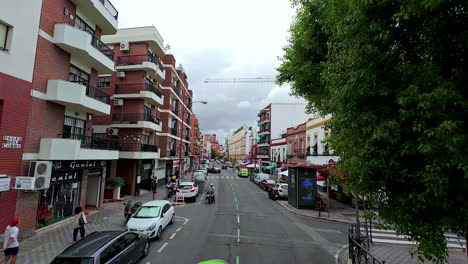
[253,173,270,185]
[238,168,249,177]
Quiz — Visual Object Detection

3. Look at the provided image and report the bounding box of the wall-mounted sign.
[0,177,11,192]
[2,136,22,149]
[14,177,34,190]
[143,163,152,170]
[51,170,82,184]
[53,160,106,171]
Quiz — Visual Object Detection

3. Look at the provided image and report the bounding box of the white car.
[176,182,199,202]
[195,169,208,176]
[125,200,175,240]
[273,183,288,198]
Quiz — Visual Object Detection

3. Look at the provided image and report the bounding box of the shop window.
[0,21,12,52]
[98,76,111,88]
[63,116,85,138]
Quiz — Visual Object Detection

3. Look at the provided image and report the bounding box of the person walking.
[73,206,87,242]
[151,178,158,200]
[0,218,20,264]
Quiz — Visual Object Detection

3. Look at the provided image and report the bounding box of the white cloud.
[237,101,251,108]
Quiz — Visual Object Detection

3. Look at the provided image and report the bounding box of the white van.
[253,173,270,185]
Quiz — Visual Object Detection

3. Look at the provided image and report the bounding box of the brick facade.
[286,123,307,165]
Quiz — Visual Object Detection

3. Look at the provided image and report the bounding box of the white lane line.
[237,228,240,243]
[169,233,176,240]
[157,242,168,253]
[175,216,189,226]
[237,214,240,224]
[234,196,237,202]
[335,244,348,264]
[236,256,239,264]
[146,262,151,264]
[236,203,239,210]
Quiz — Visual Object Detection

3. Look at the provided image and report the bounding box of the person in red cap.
[0,218,19,264]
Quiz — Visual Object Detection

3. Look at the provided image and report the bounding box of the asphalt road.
[139,163,349,264]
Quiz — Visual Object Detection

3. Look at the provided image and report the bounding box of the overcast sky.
[113,0,305,143]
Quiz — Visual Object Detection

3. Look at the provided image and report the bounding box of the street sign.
[0,177,11,192]
[176,195,184,202]
[14,177,34,190]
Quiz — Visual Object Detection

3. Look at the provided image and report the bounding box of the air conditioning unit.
[120,42,130,52]
[107,128,119,136]
[114,99,124,106]
[28,161,52,190]
[116,71,126,78]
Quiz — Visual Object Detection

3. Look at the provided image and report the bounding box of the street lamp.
[178,100,207,180]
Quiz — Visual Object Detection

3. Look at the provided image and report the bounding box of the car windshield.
[133,206,161,218]
[179,185,193,190]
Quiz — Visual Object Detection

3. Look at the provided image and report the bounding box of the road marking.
[176,227,182,232]
[237,228,240,243]
[236,256,239,264]
[236,203,239,210]
[237,214,240,224]
[335,244,348,264]
[157,242,168,253]
[169,233,176,240]
[175,216,189,226]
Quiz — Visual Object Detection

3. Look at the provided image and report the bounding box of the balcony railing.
[60,134,119,150]
[259,127,270,133]
[119,143,158,152]
[115,83,162,98]
[117,55,163,71]
[112,113,160,124]
[68,73,110,104]
[258,115,270,123]
[174,87,180,96]
[171,128,178,136]
[258,140,270,145]
[169,150,176,156]
[99,0,119,19]
[184,152,189,156]
[91,35,114,60]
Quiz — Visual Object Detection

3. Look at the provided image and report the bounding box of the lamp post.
[178,101,207,181]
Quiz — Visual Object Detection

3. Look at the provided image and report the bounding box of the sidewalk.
[15,184,169,264]
[370,244,467,264]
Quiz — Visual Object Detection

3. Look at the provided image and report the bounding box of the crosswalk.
[207,175,246,180]
[362,228,467,250]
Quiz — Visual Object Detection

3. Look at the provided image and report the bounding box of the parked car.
[51,231,150,264]
[125,200,175,240]
[222,165,228,170]
[273,183,288,198]
[207,167,222,174]
[177,182,199,202]
[253,173,270,185]
[259,179,276,191]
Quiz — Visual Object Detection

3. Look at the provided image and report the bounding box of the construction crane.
[204,76,276,83]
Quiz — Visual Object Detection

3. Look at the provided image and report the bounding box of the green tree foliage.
[277,0,467,262]
[211,150,224,159]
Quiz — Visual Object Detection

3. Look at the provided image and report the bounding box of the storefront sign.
[14,177,34,190]
[53,160,106,171]
[51,170,82,184]
[0,177,11,192]
[2,136,22,149]
[143,163,152,170]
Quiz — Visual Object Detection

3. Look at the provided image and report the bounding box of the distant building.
[228,127,253,163]
[305,115,339,165]
[286,123,307,165]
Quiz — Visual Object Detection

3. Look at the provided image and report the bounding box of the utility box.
[288,167,317,209]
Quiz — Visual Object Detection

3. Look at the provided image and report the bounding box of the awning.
[264,165,276,170]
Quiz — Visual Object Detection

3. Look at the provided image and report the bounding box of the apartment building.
[0,0,120,237]
[305,115,339,165]
[228,128,253,163]
[190,114,202,170]
[257,103,310,166]
[286,123,307,165]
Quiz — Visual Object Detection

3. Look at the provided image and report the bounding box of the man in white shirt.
[0,218,19,264]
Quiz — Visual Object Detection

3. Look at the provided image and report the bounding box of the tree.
[277,0,467,262]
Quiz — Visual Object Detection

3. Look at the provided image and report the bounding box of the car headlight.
[147,223,157,231]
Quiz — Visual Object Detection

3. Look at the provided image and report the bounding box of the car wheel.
[156,226,162,240]
[169,214,175,225]
[143,240,150,257]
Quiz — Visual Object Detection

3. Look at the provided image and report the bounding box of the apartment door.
[85,169,102,208]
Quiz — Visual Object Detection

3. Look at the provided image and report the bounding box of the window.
[74,16,95,36]
[98,76,111,88]
[100,233,138,263]
[0,21,11,52]
[69,65,90,85]
[141,134,149,144]
[63,116,85,138]
[144,106,152,117]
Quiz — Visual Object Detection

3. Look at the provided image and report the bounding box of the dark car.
[259,179,276,192]
[51,231,149,264]
[207,167,221,174]
[222,165,227,170]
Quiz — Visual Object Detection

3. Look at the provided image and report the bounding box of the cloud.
[112,0,300,143]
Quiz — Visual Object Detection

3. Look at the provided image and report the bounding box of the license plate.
[182,190,189,193]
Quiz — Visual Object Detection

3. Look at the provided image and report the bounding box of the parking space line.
[169,233,176,240]
[236,256,239,264]
[176,227,182,232]
[157,242,168,253]
[237,228,240,243]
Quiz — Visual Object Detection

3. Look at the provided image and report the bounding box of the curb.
[275,200,354,224]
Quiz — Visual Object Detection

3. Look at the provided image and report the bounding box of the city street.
[140,164,349,264]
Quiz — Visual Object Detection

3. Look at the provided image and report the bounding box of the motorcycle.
[123,200,142,224]
[268,189,279,201]
[205,190,215,204]
[166,182,176,198]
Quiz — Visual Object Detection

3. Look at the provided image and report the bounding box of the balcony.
[114,83,163,105]
[171,128,178,136]
[53,23,114,73]
[258,128,270,135]
[258,115,270,125]
[169,150,176,156]
[38,135,119,160]
[70,0,118,34]
[116,55,165,82]
[256,154,269,159]
[257,140,270,147]
[119,143,159,159]
[111,113,162,132]
[45,79,111,116]
[184,152,189,157]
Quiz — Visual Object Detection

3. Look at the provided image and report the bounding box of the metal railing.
[112,113,160,124]
[169,150,176,156]
[91,35,114,60]
[184,152,189,156]
[99,0,119,19]
[115,83,162,98]
[60,134,119,150]
[171,128,178,136]
[117,55,163,71]
[348,225,384,264]
[68,73,110,104]
[119,143,158,152]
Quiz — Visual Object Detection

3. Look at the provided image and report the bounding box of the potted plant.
[108,177,125,200]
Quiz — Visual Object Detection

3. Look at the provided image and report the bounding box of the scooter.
[205,190,215,204]
[268,189,279,201]
[166,182,176,198]
[123,200,142,224]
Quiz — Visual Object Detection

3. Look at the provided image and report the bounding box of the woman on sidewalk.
[151,178,158,200]
[73,207,87,242]
[0,218,20,264]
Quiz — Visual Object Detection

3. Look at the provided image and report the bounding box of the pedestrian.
[73,206,87,242]
[0,218,20,264]
[151,178,158,200]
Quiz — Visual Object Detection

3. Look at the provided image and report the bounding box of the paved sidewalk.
[15,184,169,264]
[370,244,467,264]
